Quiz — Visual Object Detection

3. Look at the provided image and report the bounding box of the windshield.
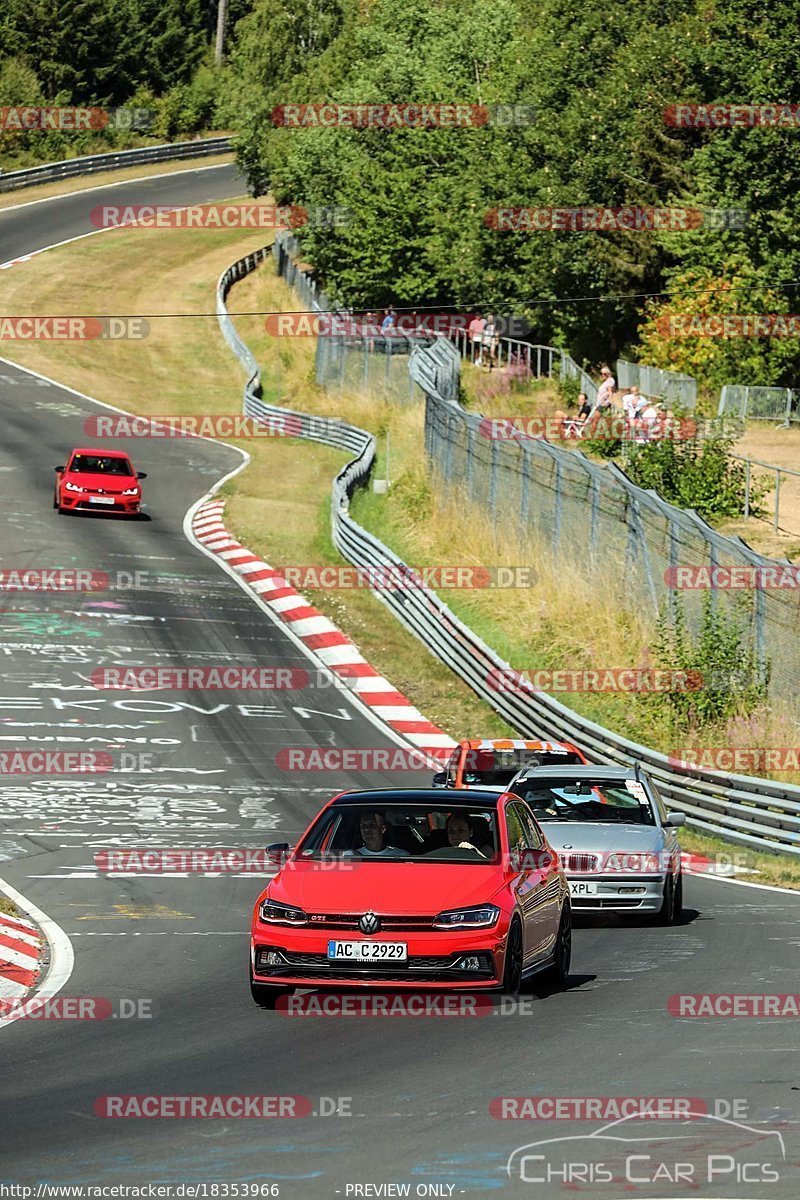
[462,747,583,786]
[69,455,134,475]
[508,780,656,825]
[296,803,500,862]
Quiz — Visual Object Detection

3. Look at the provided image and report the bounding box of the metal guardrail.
[0,137,233,193]
[217,245,800,858]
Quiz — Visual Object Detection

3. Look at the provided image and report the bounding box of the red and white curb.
[0,910,43,1001]
[192,499,455,761]
[0,254,33,270]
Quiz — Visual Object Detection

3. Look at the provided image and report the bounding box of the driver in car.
[446,814,491,857]
[357,811,410,857]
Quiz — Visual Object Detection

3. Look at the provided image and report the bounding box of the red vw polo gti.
[249,787,571,1008]
[54,448,146,515]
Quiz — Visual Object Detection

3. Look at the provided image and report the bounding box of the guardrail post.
[744,460,751,520]
[489,440,499,517]
[708,543,718,614]
[520,443,530,530]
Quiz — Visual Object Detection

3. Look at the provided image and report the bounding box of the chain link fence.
[273,234,424,403]
[617,359,697,410]
[218,245,800,853]
[412,339,800,711]
[271,233,800,709]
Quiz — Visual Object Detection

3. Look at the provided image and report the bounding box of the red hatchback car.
[54,448,146,515]
[250,788,571,1008]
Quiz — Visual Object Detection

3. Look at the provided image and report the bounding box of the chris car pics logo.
[506,1112,786,1190]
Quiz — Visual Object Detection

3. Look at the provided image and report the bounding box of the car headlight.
[603,851,665,875]
[122,487,139,496]
[65,481,84,492]
[433,904,501,929]
[259,899,307,925]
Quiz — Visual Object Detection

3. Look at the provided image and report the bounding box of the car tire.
[501,919,523,996]
[249,977,288,1010]
[671,872,683,923]
[541,901,572,988]
[654,874,676,925]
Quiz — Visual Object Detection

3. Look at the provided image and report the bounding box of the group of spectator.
[467,312,500,368]
[560,365,667,441]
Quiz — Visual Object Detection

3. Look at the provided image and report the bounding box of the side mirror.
[431,771,448,788]
[55,465,65,473]
[266,841,291,866]
[512,848,555,872]
[665,811,686,828]
[137,471,147,479]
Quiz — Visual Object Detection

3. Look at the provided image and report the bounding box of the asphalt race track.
[0,166,798,1199]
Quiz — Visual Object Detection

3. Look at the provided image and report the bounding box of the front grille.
[306,913,437,932]
[572,897,644,909]
[561,853,598,873]
[256,948,494,980]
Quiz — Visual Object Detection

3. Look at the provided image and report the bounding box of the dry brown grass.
[0,218,513,741]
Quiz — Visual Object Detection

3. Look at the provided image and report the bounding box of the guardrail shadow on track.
[216,245,800,859]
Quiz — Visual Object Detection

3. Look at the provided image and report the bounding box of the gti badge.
[359,911,380,934]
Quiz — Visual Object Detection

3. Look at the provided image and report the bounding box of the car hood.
[65,471,137,489]
[267,861,504,914]
[539,822,665,853]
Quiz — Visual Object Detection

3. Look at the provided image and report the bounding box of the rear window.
[462,747,584,786]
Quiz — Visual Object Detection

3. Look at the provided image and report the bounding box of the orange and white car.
[432,738,589,792]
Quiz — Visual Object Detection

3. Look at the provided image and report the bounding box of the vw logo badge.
[359,911,380,935]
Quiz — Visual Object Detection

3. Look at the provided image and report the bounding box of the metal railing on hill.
[217,242,800,857]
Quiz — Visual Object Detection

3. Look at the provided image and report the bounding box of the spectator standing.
[596,365,616,409]
[468,312,486,364]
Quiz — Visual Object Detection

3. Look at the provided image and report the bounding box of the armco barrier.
[217,245,800,858]
[0,137,232,193]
